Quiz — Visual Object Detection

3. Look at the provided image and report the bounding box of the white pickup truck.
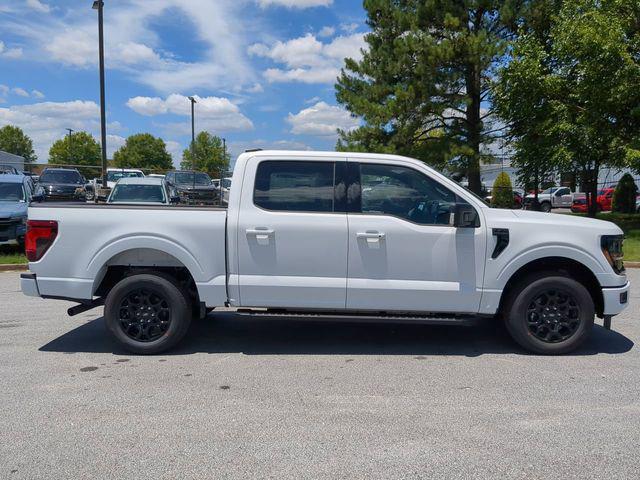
[21,151,629,354]
[524,186,574,212]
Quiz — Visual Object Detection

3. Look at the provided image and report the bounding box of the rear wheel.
[104,273,192,354]
[503,273,594,354]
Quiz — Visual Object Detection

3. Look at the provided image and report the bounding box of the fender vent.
[491,228,509,259]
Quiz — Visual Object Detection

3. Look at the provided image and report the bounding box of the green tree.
[113,133,173,172]
[48,131,101,177]
[491,172,514,208]
[335,0,528,194]
[612,173,638,214]
[495,0,640,216]
[0,125,36,163]
[181,132,230,176]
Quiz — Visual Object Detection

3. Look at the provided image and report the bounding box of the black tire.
[503,273,594,354]
[540,201,552,213]
[104,273,192,354]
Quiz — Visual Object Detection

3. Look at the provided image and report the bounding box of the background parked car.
[212,177,232,204]
[106,168,145,189]
[165,170,219,205]
[0,174,41,247]
[37,168,86,201]
[107,177,179,205]
[571,187,616,213]
[523,186,573,212]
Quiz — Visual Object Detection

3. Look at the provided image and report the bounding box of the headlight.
[601,235,624,274]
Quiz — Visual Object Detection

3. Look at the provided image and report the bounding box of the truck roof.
[115,177,164,186]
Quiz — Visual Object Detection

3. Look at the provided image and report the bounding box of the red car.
[571,188,615,213]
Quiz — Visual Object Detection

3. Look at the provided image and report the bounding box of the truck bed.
[27,203,228,306]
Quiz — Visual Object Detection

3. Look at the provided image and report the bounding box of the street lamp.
[188,96,197,171]
[93,0,108,188]
[66,128,74,165]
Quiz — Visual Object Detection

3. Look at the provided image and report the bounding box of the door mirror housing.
[452,203,479,228]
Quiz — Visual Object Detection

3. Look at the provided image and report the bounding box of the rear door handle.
[357,232,385,242]
[246,228,274,242]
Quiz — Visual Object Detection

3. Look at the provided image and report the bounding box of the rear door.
[236,155,348,309]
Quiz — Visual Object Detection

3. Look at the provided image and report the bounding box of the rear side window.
[254,161,335,212]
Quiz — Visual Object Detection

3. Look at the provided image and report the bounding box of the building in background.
[0,150,25,172]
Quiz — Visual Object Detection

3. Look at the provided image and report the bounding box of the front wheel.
[104,273,192,354]
[503,274,594,354]
[540,201,552,213]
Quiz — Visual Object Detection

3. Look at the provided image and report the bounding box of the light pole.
[93,0,108,188]
[65,128,74,165]
[188,96,197,171]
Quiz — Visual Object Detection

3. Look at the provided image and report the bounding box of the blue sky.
[0,0,368,166]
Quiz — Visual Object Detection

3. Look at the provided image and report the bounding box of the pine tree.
[492,172,514,208]
[335,0,525,194]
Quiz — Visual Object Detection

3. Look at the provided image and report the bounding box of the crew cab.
[20,151,629,355]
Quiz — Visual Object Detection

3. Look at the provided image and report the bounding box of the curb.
[0,264,28,272]
[625,262,640,269]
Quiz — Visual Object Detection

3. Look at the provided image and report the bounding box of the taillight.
[25,220,58,262]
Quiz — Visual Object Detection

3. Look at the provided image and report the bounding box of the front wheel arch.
[498,257,603,318]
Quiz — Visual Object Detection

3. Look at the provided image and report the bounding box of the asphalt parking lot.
[1,271,639,479]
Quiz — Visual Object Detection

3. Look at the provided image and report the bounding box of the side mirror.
[31,193,44,203]
[169,196,180,204]
[452,203,479,228]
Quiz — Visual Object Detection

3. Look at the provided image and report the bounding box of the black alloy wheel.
[526,288,581,343]
[118,288,172,342]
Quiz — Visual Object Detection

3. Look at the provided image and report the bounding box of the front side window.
[359,164,461,225]
[174,172,212,186]
[254,161,334,212]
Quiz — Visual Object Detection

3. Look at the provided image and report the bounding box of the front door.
[346,161,486,313]
[236,156,348,309]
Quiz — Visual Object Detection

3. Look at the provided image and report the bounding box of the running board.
[233,310,487,326]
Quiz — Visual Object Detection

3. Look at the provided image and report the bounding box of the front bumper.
[20,273,40,297]
[602,282,630,316]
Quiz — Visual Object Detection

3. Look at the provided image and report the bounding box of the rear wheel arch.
[93,248,200,309]
[498,257,604,318]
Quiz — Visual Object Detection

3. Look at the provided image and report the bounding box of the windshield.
[107,171,144,182]
[39,170,83,184]
[174,172,212,186]
[541,187,559,195]
[0,183,25,202]
[109,184,166,203]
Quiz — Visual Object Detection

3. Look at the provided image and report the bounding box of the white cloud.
[107,134,126,157]
[12,87,29,97]
[257,0,332,8]
[318,26,336,38]
[0,40,23,59]
[249,33,366,84]
[26,0,50,13]
[246,83,264,93]
[305,96,321,104]
[31,90,45,99]
[127,94,254,133]
[1,1,258,93]
[165,140,183,167]
[0,85,9,97]
[287,101,359,137]
[0,100,103,160]
[340,23,359,34]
